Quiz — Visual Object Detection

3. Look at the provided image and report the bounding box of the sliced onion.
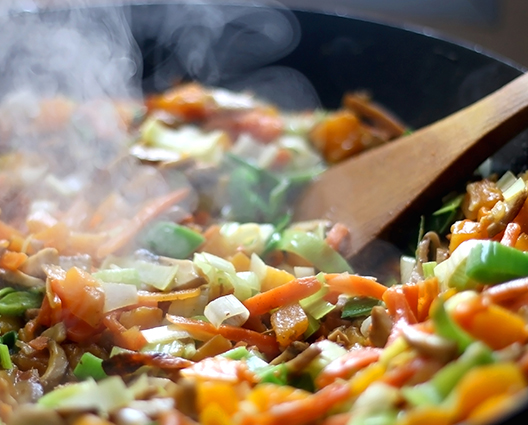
[101,282,138,313]
[204,294,250,328]
[294,266,315,278]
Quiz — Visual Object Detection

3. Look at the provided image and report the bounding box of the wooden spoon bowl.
[294,72,528,258]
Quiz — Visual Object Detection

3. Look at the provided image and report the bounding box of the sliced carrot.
[500,222,521,247]
[102,312,148,351]
[96,188,189,258]
[319,413,352,425]
[315,347,381,388]
[324,223,350,252]
[452,296,528,350]
[181,356,257,384]
[449,219,486,253]
[167,315,280,358]
[483,277,528,305]
[382,285,418,325]
[270,303,309,347]
[0,250,27,271]
[325,273,387,300]
[401,283,420,320]
[242,276,321,317]
[250,382,352,425]
[0,219,22,241]
[51,267,105,329]
[417,277,440,322]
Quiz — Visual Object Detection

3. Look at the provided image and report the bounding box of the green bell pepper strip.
[142,221,206,259]
[73,352,108,381]
[430,298,474,353]
[0,343,13,370]
[0,289,43,316]
[276,229,354,273]
[465,240,528,284]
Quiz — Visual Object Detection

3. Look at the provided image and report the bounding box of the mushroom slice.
[19,248,59,279]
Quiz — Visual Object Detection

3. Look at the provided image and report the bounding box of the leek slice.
[38,376,133,414]
[204,294,250,328]
[276,229,353,273]
[0,344,12,370]
[434,239,483,290]
[92,268,141,286]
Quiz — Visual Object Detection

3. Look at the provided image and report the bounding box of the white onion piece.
[204,294,250,328]
[294,266,315,278]
[101,282,138,313]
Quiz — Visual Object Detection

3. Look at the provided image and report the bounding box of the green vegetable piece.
[74,352,108,381]
[133,260,179,291]
[431,298,474,353]
[0,343,12,370]
[466,240,528,284]
[403,342,493,407]
[0,330,17,349]
[341,297,380,319]
[256,363,289,385]
[143,221,205,259]
[0,290,43,316]
[428,194,464,235]
[92,268,141,286]
[277,229,353,273]
[220,346,251,360]
[431,342,493,399]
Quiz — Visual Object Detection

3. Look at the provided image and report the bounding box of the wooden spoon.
[294,72,528,258]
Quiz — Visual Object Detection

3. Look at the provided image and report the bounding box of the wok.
[4,1,528,423]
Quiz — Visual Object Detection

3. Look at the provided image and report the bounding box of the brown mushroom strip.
[269,341,309,366]
[285,343,323,374]
[368,306,393,348]
[0,268,45,289]
[482,183,528,237]
[40,339,69,390]
[102,352,194,376]
[401,325,458,363]
[19,248,59,279]
[7,404,66,425]
[342,92,406,139]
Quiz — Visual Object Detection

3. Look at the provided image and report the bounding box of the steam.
[0,0,318,212]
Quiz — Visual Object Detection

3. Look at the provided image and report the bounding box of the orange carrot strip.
[254,382,352,425]
[137,288,201,303]
[181,356,258,384]
[0,250,28,271]
[315,347,381,388]
[324,223,350,252]
[500,222,522,247]
[325,273,388,300]
[102,312,148,351]
[401,283,420,320]
[242,276,321,317]
[483,277,528,305]
[166,314,280,358]
[0,220,22,241]
[417,277,440,322]
[96,188,189,258]
[383,286,418,325]
[319,413,352,425]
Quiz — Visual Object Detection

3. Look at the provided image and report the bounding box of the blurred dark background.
[281,0,528,69]
[19,1,528,69]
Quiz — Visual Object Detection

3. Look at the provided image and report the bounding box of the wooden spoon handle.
[295,72,528,257]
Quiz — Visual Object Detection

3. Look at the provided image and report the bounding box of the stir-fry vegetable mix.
[0,83,527,425]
